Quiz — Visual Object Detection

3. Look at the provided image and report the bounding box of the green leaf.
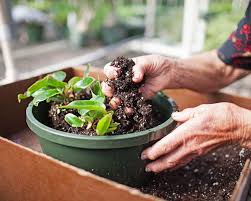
[68,76,82,87]
[31,87,50,97]
[65,113,84,128]
[79,115,94,130]
[26,76,66,96]
[74,77,95,90]
[17,93,28,102]
[51,71,66,81]
[105,122,119,134]
[109,122,120,128]
[46,76,66,88]
[91,80,104,97]
[46,95,65,103]
[96,113,112,135]
[18,73,66,103]
[81,115,93,123]
[105,127,117,133]
[88,110,106,119]
[60,100,106,111]
[91,95,105,103]
[26,78,48,96]
[32,89,62,106]
[78,109,89,116]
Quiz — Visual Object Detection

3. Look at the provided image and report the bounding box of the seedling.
[18,70,119,135]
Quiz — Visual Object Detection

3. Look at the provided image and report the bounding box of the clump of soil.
[105,56,161,134]
[140,144,251,201]
[48,56,163,135]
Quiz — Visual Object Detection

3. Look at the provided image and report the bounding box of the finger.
[141,123,191,160]
[146,148,196,173]
[132,65,144,83]
[145,120,224,173]
[104,63,120,79]
[171,108,196,123]
[131,57,148,83]
[171,104,208,123]
[109,97,122,110]
[241,141,251,149]
[146,140,221,173]
[101,82,113,97]
[139,85,156,99]
[166,142,218,170]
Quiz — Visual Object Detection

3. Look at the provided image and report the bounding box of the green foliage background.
[204,1,244,50]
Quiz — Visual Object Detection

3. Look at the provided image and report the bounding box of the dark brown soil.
[48,90,97,136]
[48,56,163,135]
[140,144,251,201]
[106,56,161,134]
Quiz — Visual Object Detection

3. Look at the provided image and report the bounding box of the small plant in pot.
[18,57,177,186]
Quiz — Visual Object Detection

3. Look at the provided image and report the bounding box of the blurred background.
[0,0,250,97]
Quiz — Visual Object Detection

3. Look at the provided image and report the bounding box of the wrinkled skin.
[141,103,251,173]
[102,55,175,99]
[102,53,251,172]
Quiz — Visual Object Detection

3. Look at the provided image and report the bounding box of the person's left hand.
[141,102,251,173]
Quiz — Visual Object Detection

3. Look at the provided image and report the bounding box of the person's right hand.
[141,102,251,172]
[102,55,177,99]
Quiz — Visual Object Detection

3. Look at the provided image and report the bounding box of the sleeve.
[217,2,251,70]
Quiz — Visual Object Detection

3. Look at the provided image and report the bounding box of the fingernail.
[171,112,179,118]
[141,153,147,160]
[145,167,151,172]
[103,82,113,91]
[112,71,118,78]
[133,72,141,81]
[102,83,113,97]
[104,84,111,90]
[134,74,139,79]
[102,82,108,89]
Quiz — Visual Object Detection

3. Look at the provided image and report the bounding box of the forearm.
[170,50,250,93]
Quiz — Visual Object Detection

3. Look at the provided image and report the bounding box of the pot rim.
[26,93,177,149]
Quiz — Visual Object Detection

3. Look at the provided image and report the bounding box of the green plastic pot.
[26,93,177,186]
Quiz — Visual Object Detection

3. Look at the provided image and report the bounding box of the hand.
[141,102,251,173]
[102,55,176,99]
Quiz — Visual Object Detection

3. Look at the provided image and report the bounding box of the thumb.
[132,64,146,83]
[172,108,196,122]
[132,57,149,83]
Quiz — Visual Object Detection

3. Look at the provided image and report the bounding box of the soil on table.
[48,56,163,136]
[140,144,251,201]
